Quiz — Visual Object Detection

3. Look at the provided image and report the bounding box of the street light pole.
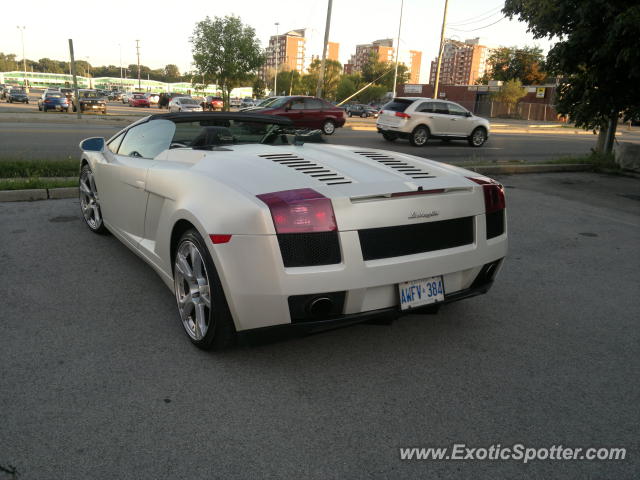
[316,0,333,99]
[391,0,404,97]
[136,39,141,90]
[273,23,279,96]
[119,43,123,90]
[16,26,27,90]
[433,0,449,99]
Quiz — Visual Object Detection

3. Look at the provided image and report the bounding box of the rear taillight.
[395,112,411,119]
[257,188,337,234]
[467,177,505,213]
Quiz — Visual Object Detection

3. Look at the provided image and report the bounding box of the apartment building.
[262,28,306,81]
[429,38,491,86]
[348,38,395,72]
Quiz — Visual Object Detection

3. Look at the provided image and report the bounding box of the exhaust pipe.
[307,297,334,317]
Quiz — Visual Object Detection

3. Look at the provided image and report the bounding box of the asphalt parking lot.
[0,172,638,479]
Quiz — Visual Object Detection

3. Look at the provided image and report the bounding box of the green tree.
[306,59,343,100]
[252,75,266,98]
[336,76,357,103]
[276,70,302,96]
[503,0,640,152]
[479,46,547,85]
[492,79,525,114]
[191,15,264,110]
[361,51,410,92]
[164,64,181,82]
[0,53,18,71]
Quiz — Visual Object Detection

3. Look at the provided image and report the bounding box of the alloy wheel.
[174,241,212,341]
[472,128,487,147]
[79,167,103,230]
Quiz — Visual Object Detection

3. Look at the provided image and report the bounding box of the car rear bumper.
[211,215,507,331]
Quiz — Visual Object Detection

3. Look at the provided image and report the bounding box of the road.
[0,116,612,163]
[0,172,638,479]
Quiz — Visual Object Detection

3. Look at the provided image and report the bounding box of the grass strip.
[0,177,78,191]
[0,159,78,178]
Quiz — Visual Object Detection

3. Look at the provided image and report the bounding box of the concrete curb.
[0,165,596,201]
[0,186,78,202]
[0,113,141,126]
[343,125,608,136]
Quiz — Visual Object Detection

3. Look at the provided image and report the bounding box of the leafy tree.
[492,79,525,114]
[163,64,181,82]
[479,46,547,85]
[306,59,343,100]
[503,0,640,152]
[191,15,264,110]
[276,69,303,96]
[252,75,266,98]
[361,51,409,91]
[336,76,357,102]
[0,53,18,71]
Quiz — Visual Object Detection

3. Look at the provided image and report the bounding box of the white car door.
[446,102,475,136]
[97,120,174,246]
[419,101,451,136]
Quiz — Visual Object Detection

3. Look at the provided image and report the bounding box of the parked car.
[201,96,224,111]
[376,97,490,147]
[108,91,122,101]
[129,93,150,108]
[145,93,160,105]
[169,96,203,112]
[7,88,29,104]
[122,92,143,104]
[249,96,346,135]
[239,96,281,112]
[241,97,255,108]
[76,112,507,350]
[74,89,107,114]
[38,91,69,112]
[344,103,378,118]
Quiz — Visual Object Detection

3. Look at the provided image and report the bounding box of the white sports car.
[78,113,507,349]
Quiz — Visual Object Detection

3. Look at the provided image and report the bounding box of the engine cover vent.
[353,151,435,179]
[259,153,352,185]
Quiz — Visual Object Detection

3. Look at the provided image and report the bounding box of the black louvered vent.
[353,151,435,179]
[259,153,352,185]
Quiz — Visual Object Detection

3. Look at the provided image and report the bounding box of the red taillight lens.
[467,177,505,214]
[257,188,337,234]
[395,111,411,119]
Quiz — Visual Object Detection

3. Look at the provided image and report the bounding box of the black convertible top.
[147,111,293,126]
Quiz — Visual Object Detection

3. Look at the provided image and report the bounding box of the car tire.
[347,112,352,117]
[79,164,108,235]
[361,113,366,118]
[468,127,487,147]
[322,120,336,135]
[382,132,398,142]
[38,105,42,111]
[409,125,430,146]
[173,229,236,350]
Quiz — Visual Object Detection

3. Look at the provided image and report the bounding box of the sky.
[0,0,554,83]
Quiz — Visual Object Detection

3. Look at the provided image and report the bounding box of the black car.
[73,89,107,114]
[7,89,29,103]
[344,103,377,118]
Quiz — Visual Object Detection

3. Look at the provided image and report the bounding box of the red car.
[201,95,224,111]
[253,96,346,135]
[129,94,150,108]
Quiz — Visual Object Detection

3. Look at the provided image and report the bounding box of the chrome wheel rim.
[174,240,212,341]
[414,128,428,145]
[79,169,102,229]
[472,129,485,146]
[323,121,335,134]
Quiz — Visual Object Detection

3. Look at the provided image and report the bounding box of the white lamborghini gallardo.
[78,113,507,349]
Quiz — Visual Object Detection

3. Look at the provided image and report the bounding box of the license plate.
[398,276,445,310]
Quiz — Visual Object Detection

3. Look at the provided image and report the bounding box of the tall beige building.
[327,42,340,62]
[429,38,490,85]
[262,28,306,82]
[348,39,395,72]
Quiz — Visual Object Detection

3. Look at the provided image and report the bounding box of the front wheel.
[468,127,487,147]
[322,120,336,135]
[409,125,430,146]
[173,229,236,350]
[79,164,108,234]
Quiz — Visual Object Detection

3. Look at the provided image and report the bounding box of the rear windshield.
[179,98,198,105]
[382,98,414,112]
[46,93,63,98]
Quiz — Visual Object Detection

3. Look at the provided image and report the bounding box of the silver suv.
[376,97,490,147]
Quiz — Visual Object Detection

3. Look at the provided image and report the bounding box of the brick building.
[429,38,491,86]
[262,28,306,82]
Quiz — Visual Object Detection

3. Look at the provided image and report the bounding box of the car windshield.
[81,92,100,98]
[179,98,198,105]
[133,95,145,99]
[165,118,318,149]
[257,97,279,107]
[264,97,290,108]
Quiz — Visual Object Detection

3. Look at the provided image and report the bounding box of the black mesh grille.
[358,217,474,261]
[486,210,505,239]
[277,231,341,267]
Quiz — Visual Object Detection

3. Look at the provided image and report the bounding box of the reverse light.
[257,188,337,234]
[395,112,411,119]
[467,176,505,214]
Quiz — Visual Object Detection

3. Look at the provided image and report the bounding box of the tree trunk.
[603,112,618,155]
[594,127,607,153]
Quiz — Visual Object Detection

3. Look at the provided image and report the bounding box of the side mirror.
[466,111,472,117]
[79,137,106,152]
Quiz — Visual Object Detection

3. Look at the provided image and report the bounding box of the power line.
[448,3,503,26]
[449,8,503,27]
[449,15,506,32]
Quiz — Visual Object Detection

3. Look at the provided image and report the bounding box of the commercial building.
[429,38,491,86]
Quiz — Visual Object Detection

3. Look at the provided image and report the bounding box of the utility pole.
[136,39,141,90]
[17,26,27,91]
[316,0,333,99]
[391,0,404,97]
[273,23,279,96]
[119,43,123,90]
[433,0,449,99]
[68,39,81,119]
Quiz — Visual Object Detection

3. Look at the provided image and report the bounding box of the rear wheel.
[409,125,430,146]
[347,111,352,117]
[468,127,487,147]
[322,120,336,135]
[173,229,236,350]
